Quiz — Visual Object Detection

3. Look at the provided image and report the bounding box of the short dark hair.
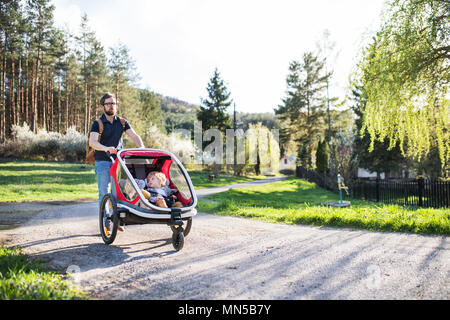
[100,93,115,106]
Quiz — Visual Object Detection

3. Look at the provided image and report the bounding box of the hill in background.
[156,93,279,133]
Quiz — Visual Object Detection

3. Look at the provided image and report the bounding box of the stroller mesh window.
[117,163,139,201]
[169,163,193,204]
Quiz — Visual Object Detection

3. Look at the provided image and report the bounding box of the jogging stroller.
[99,148,198,251]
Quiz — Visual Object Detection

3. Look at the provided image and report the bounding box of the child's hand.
[141,189,150,199]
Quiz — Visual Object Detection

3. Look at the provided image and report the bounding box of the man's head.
[100,93,117,116]
[147,171,167,188]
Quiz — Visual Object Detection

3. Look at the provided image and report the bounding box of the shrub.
[139,124,196,164]
[0,124,87,162]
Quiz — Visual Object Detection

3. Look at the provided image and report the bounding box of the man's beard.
[105,109,115,116]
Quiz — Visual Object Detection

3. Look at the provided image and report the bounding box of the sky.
[52,0,387,114]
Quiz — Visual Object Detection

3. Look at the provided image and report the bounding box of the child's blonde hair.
[148,171,166,187]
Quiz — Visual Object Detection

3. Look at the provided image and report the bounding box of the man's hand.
[105,146,117,154]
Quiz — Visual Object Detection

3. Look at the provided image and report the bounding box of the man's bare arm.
[89,132,117,154]
[125,128,145,148]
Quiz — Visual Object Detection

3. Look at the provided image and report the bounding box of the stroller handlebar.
[106,151,116,163]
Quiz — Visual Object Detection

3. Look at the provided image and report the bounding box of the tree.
[275,52,333,169]
[351,83,407,178]
[197,68,232,133]
[108,42,138,108]
[358,0,449,173]
[0,1,146,145]
[132,88,164,145]
[26,0,55,133]
[316,138,329,173]
[0,0,23,140]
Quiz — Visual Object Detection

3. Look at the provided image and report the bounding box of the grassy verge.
[198,177,450,235]
[0,159,97,203]
[0,247,86,300]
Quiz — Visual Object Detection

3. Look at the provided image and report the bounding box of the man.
[89,93,144,231]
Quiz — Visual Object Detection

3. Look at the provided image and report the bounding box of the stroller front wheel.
[99,193,119,245]
[172,227,184,251]
[170,217,192,237]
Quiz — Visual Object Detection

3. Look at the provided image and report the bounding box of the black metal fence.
[295,166,337,192]
[351,178,449,208]
[296,166,450,208]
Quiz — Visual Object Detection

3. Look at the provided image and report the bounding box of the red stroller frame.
[99,148,198,251]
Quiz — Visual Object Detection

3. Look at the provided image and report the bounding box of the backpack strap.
[96,119,103,140]
[118,117,127,131]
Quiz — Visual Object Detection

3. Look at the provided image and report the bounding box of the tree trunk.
[57,78,61,132]
[32,56,39,133]
[0,52,5,141]
[41,70,46,131]
[48,73,53,131]
[65,78,69,131]
[18,56,22,125]
[84,80,88,134]
[24,52,29,126]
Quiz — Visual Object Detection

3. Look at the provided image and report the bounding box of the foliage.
[315,139,329,173]
[275,51,335,170]
[358,0,450,172]
[245,123,280,176]
[0,0,161,146]
[158,94,200,133]
[197,68,232,134]
[235,112,280,131]
[0,123,87,162]
[350,83,408,177]
[137,124,196,164]
[0,247,86,300]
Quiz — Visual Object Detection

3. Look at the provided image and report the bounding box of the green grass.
[198,177,450,235]
[0,159,98,202]
[0,247,86,300]
[187,170,279,189]
[0,159,279,202]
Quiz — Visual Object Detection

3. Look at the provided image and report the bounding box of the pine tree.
[316,139,329,173]
[108,42,138,108]
[26,0,55,132]
[275,52,333,169]
[197,68,232,133]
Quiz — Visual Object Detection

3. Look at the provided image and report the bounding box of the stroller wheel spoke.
[100,194,119,245]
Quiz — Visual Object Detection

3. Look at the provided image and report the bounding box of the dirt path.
[0,177,449,299]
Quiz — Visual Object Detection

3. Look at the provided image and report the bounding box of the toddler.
[135,171,182,208]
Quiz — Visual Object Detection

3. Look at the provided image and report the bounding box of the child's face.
[148,175,162,188]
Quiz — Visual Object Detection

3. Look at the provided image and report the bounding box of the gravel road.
[1,177,449,300]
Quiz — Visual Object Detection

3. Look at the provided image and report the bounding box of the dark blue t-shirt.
[90,114,131,162]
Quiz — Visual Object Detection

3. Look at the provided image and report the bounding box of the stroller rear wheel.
[100,193,119,245]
